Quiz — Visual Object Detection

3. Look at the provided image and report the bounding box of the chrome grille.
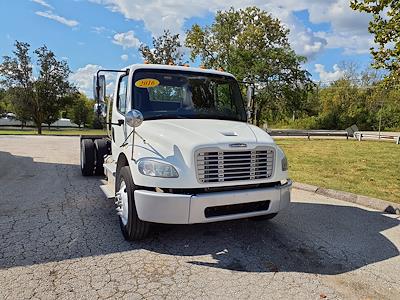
[196,147,275,183]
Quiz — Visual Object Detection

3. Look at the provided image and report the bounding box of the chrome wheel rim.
[115,180,129,226]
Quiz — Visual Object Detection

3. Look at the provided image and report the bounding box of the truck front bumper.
[134,180,292,224]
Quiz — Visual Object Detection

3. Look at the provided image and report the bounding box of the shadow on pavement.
[0,150,399,275]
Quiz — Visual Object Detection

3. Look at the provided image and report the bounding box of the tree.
[34,45,75,130]
[70,93,93,128]
[139,30,185,65]
[0,41,34,126]
[185,7,313,125]
[351,0,400,80]
[0,89,9,115]
[0,41,75,134]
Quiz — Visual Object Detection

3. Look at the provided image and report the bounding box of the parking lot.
[0,136,399,299]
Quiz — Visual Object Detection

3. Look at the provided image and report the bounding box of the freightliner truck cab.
[80,64,292,240]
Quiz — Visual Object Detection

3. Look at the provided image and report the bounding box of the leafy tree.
[139,30,185,65]
[351,0,400,80]
[185,7,313,125]
[0,89,9,115]
[34,45,75,130]
[0,41,34,126]
[70,93,93,128]
[0,41,75,134]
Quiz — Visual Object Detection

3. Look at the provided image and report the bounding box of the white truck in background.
[80,64,292,240]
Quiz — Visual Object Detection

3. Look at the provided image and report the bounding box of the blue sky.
[0,0,374,95]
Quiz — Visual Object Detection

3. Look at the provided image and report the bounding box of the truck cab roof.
[124,64,236,79]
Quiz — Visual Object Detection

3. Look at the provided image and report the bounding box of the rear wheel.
[115,166,150,240]
[80,139,95,176]
[94,139,108,175]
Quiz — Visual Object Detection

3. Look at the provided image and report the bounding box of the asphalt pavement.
[0,136,399,299]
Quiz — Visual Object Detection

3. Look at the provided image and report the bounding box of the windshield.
[132,69,247,122]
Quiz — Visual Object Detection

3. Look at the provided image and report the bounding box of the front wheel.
[115,166,150,240]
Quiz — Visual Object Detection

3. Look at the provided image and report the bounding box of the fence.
[269,129,400,144]
[269,129,350,139]
[354,132,400,145]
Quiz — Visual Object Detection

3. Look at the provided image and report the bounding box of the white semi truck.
[80,64,292,240]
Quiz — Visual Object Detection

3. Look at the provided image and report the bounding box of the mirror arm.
[105,121,123,126]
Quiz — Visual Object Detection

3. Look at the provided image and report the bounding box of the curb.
[293,182,400,215]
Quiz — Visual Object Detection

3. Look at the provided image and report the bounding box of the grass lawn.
[0,128,106,136]
[276,139,400,204]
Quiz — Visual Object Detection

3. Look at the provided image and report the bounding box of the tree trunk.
[37,125,42,135]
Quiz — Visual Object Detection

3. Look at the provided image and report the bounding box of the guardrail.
[268,129,400,144]
[268,129,350,139]
[354,132,400,144]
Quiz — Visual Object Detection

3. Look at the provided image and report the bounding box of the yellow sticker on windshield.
[135,78,160,88]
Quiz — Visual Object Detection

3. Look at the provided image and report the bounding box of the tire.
[115,166,150,240]
[94,139,108,176]
[81,139,95,176]
[249,213,278,221]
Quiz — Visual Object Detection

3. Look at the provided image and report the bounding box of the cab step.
[103,162,116,177]
[100,184,115,199]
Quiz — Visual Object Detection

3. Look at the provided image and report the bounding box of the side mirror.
[125,110,144,128]
[93,75,106,102]
[246,85,254,109]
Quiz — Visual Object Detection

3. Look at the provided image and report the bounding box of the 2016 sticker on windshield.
[135,78,160,88]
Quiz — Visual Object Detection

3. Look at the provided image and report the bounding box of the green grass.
[0,128,106,136]
[276,139,400,204]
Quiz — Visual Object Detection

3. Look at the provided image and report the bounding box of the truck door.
[112,74,129,161]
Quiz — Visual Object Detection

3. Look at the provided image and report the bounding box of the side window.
[117,75,128,114]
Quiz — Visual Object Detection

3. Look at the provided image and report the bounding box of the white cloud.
[121,54,129,61]
[284,17,327,59]
[70,64,99,96]
[92,26,107,34]
[90,0,373,58]
[70,64,116,97]
[316,31,374,55]
[315,64,345,82]
[31,0,53,9]
[35,10,79,27]
[112,31,141,49]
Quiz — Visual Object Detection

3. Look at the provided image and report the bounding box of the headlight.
[138,160,179,178]
[281,156,288,171]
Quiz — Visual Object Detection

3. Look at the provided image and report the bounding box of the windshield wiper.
[193,114,242,122]
[145,114,191,120]
[145,113,243,122]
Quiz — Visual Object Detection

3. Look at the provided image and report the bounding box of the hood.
[135,119,274,160]
[130,119,281,189]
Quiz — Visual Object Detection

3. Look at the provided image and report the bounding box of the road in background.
[0,136,399,299]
